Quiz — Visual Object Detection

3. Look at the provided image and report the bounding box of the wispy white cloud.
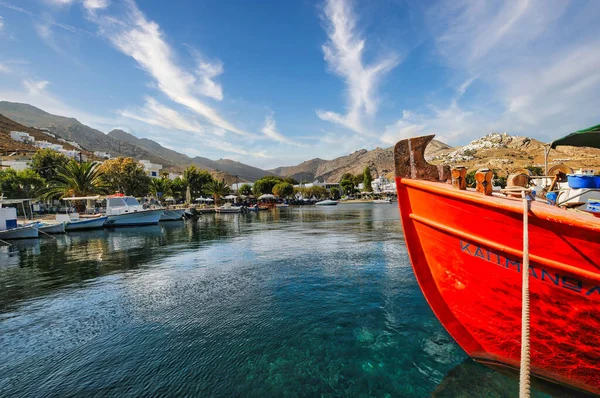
[387,0,600,145]
[83,0,109,10]
[317,0,399,135]
[0,63,9,73]
[119,97,205,135]
[261,114,306,146]
[0,15,4,31]
[87,0,249,136]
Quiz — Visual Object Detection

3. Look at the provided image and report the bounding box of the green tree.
[465,170,477,188]
[283,177,299,185]
[149,177,172,199]
[0,168,46,199]
[340,173,354,182]
[307,186,328,200]
[42,161,108,199]
[272,182,294,198]
[330,187,341,199]
[340,179,355,195]
[363,166,373,192]
[353,173,364,187]
[30,149,70,181]
[99,157,151,196]
[206,178,230,205]
[170,177,187,200]
[183,165,214,197]
[239,184,253,196]
[252,176,283,196]
[525,166,543,176]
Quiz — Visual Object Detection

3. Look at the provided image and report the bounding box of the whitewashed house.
[10,131,34,143]
[59,149,81,159]
[139,160,163,178]
[93,151,111,159]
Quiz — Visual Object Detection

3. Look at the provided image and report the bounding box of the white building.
[0,154,32,171]
[168,172,181,180]
[297,180,340,190]
[0,159,29,171]
[59,149,81,159]
[94,151,111,159]
[34,140,57,150]
[139,160,163,178]
[10,131,34,143]
[371,176,396,193]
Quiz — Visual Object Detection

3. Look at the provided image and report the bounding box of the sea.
[0,204,550,397]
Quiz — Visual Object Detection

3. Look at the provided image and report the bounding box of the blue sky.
[1,0,600,169]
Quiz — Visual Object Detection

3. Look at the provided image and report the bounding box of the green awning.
[550,124,600,149]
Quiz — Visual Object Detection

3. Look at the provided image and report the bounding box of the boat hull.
[65,216,108,231]
[0,225,39,240]
[105,209,163,227]
[38,222,66,234]
[215,207,242,213]
[160,209,185,221]
[315,200,338,206]
[396,177,600,395]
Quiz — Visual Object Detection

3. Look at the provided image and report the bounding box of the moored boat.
[393,134,600,395]
[103,196,163,227]
[0,224,39,240]
[372,199,392,204]
[215,204,243,213]
[29,221,66,234]
[315,199,338,206]
[160,208,186,221]
[0,207,39,240]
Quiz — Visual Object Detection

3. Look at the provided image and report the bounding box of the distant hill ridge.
[2,102,598,182]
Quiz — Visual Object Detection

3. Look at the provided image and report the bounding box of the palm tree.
[205,178,230,206]
[149,177,172,201]
[41,161,108,199]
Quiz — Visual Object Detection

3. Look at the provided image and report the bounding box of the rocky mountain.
[0,102,274,180]
[107,128,275,181]
[269,139,452,182]
[0,114,81,153]
[431,132,600,174]
[0,101,169,166]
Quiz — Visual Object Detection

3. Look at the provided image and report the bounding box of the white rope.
[519,190,531,398]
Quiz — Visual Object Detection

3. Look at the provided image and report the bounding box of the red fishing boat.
[393,132,600,395]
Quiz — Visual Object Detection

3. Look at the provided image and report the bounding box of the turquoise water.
[1,204,547,397]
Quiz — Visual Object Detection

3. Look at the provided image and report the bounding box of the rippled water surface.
[1,204,547,397]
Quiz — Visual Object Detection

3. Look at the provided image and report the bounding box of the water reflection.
[0,204,550,397]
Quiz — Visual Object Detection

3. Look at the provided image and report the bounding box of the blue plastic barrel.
[567,175,600,189]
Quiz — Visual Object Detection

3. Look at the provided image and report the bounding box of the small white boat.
[103,196,163,227]
[372,199,392,204]
[315,199,338,206]
[160,208,186,221]
[56,213,108,231]
[28,221,66,234]
[275,203,290,208]
[0,207,39,240]
[0,224,39,240]
[215,204,243,213]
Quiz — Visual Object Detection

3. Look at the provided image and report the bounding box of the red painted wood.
[395,177,600,395]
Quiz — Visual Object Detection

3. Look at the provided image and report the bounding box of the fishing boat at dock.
[104,195,164,227]
[0,207,39,240]
[393,131,600,395]
[159,208,186,221]
[315,199,338,206]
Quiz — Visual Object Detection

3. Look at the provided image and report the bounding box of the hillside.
[269,139,451,182]
[107,129,275,181]
[0,102,170,166]
[0,114,81,153]
[0,102,274,180]
[430,133,600,175]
